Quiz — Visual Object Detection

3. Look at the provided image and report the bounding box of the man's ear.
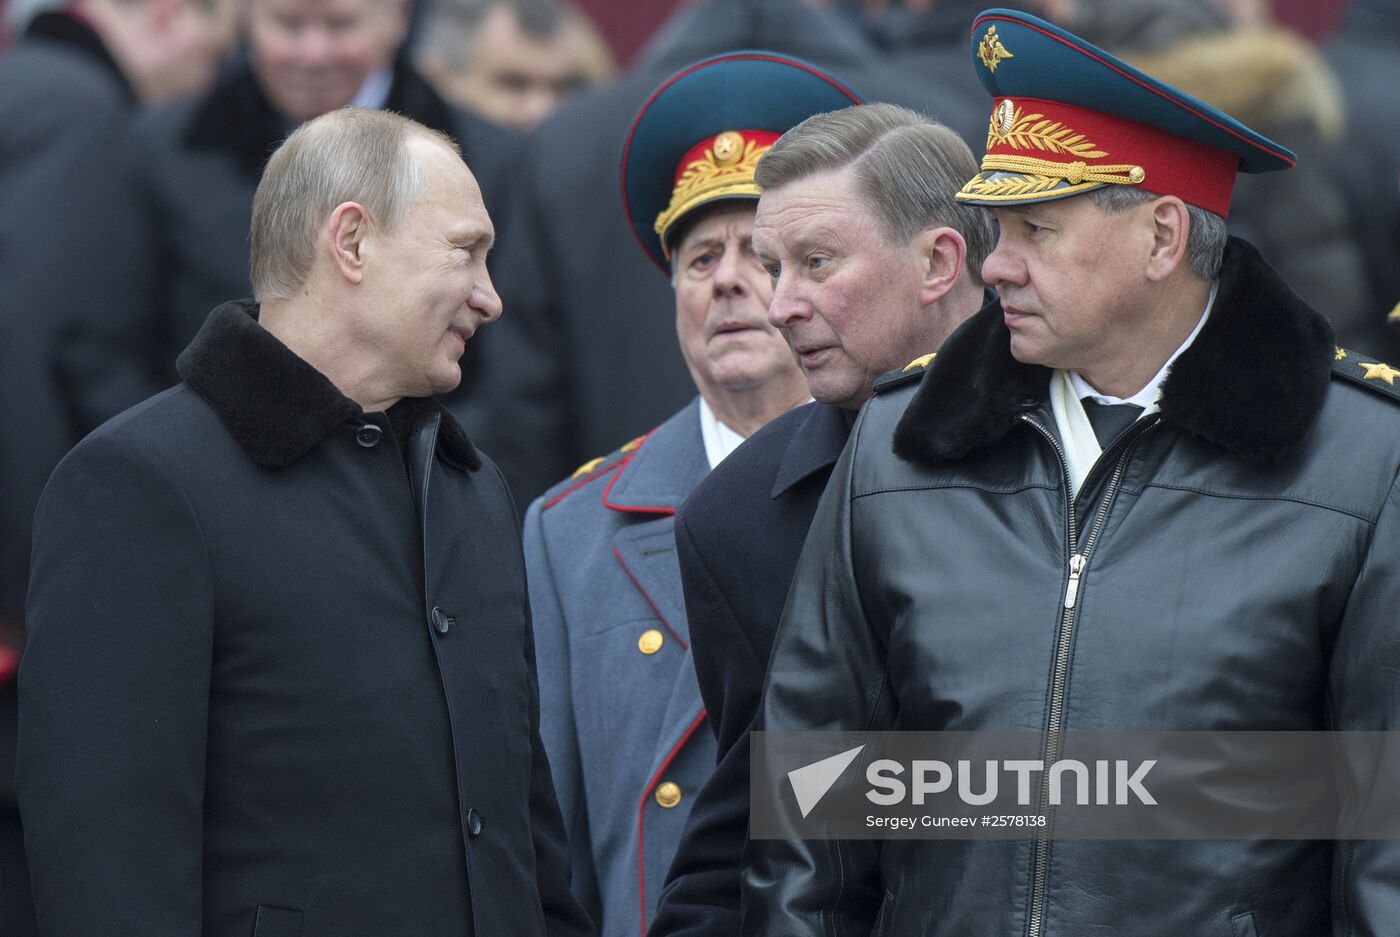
[1146,196,1191,283]
[327,202,371,285]
[915,225,968,307]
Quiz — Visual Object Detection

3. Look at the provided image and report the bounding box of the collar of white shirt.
[350,68,393,110]
[698,398,747,470]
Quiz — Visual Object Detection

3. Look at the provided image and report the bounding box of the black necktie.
[1081,399,1144,448]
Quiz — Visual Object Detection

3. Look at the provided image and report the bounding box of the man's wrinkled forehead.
[754,171,867,253]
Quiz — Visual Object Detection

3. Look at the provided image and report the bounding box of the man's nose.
[291,26,336,67]
[766,271,809,330]
[711,246,748,298]
[980,240,1022,290]
[475,267,503,323]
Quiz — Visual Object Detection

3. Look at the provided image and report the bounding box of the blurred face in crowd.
[981,196,1157,376]
[355,137,502,398]
[82,0,239,103]
[428,4,585,130]
[249,0,406,120]
[755,165,933,409]
[671,203,804,407]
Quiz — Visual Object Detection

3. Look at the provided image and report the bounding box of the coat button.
[354,424,382,448]
[638,629,664,655]
[654,781,682,809]
[466,807,483,837]
[430,606,454,634]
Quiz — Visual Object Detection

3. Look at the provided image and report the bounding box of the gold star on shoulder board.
[1388,302,1400,325]
[1359,362,1400,385]
[1335,347,1347,361]
[903,353,937,372]
[571,456,606,479]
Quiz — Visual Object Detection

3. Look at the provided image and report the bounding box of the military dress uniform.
[522,53,860,937]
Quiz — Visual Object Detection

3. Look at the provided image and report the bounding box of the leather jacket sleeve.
[1328,470,1400,935]
[740,416,894,936]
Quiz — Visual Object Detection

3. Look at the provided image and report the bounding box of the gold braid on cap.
[961,101,1145,199]
[654,133,771,257]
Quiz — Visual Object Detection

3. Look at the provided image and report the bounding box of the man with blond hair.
[18,108,594,937]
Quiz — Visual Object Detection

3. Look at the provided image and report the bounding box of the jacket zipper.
[1017,413,1158,937]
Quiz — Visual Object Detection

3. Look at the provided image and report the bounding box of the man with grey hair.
[649,101,991,937]
[18,107,595,937]
[744,10,1400,936]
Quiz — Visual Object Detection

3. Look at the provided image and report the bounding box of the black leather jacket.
[742,240,1400,936]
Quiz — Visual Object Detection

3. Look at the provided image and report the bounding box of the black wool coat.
[18,302,595,937]
[647,401,851,937]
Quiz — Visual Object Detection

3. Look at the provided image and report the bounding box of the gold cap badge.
[978,25,1014,73]
[653,129,780,259]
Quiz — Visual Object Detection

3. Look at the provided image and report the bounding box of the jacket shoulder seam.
[1142,481,1377,524]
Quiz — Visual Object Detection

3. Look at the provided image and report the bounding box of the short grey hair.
[753,103,995,277]
[249,108,460,301]
[1087,185,1227,280]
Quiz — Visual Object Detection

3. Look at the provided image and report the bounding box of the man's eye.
[690,251,718,271]
[765,263,781,280]
[808,255,829,270]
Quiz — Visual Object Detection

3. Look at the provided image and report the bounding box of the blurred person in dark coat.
[0,0,234,930]
[18,108,594,937]
[524,54,857,937]
[1326,0,1400,357]
[472,0,985,506]
[413,0,612,132]
[60,0,522,440]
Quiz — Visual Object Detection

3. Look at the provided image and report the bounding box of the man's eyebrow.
[452,225,494,250]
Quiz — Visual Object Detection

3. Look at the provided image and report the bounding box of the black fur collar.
[893,238,1334,465]
[183,54,458,178]
[176,300,479,471]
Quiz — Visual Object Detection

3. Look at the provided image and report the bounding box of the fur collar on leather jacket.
[893,237,1335,467]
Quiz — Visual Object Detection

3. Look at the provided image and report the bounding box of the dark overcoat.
[18,303,594,937]
[647,401,850,937]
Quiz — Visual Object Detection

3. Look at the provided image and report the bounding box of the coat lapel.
[604,401,710,776]
[771,402,854,499]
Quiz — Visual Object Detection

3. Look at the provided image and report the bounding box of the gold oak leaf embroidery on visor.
[654,136,770,239]
[965,101,1147,198]
[986,103,1108,158]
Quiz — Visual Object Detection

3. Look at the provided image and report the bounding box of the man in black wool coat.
[18,108,594,937]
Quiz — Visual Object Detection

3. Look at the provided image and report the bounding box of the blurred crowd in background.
[0,0,1397,931]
